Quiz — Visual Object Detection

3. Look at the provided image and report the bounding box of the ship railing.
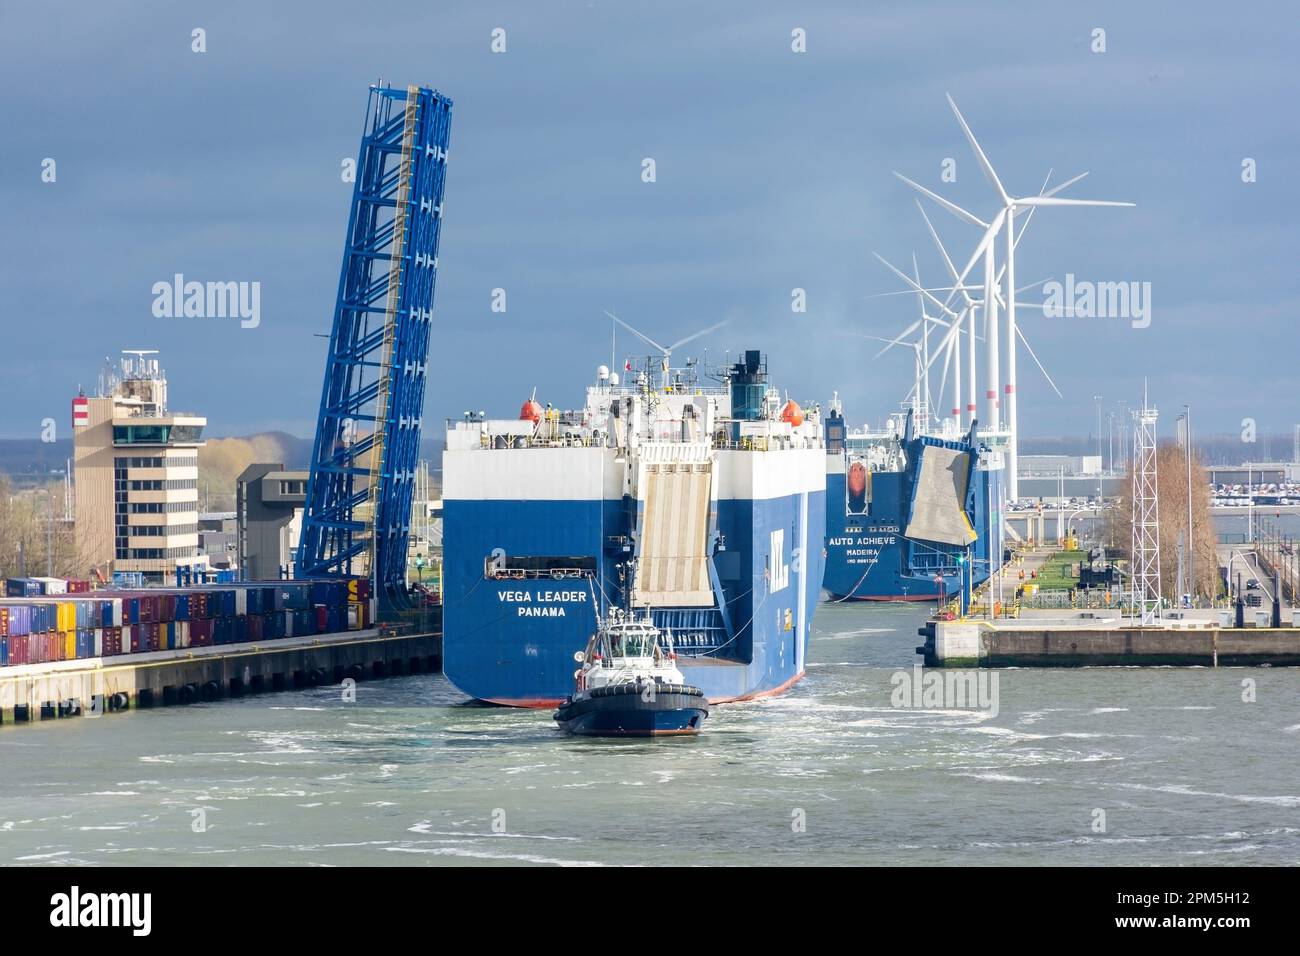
[476,432,616,450]
[714,437,770,452]
[713,435,824,452]
[485,568,593,581]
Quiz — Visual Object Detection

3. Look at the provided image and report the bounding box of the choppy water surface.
[3,602,1297,866]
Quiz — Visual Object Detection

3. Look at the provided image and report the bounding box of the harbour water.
[2,603,1297,866]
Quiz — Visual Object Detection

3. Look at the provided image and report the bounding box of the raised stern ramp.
[633,457,715,608]
[904,442,978,548]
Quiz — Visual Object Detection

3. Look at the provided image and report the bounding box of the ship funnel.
[729,350,765,421]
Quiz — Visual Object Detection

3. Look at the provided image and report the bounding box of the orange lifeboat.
[780,399,804,427]
[519,399,542,424]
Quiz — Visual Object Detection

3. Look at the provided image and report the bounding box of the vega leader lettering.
[497,589,589,617]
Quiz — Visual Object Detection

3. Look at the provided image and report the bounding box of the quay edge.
[917,618,1300,667]
[0,627,441,726]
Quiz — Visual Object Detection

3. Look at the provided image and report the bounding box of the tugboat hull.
[554,685,708,737]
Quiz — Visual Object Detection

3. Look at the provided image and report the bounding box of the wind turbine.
[865,253,962,433]
[849,332,930,420]
[603,311,727,391]
[875,212,1062,435]
[895,94,1135,499]
[913,189,1056,429]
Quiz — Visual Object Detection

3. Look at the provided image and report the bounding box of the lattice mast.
[1129,388,1161,624]
[297,85,452,616]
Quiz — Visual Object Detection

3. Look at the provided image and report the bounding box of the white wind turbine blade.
[867,286,969,298]
[846,330,923,360]
[1040,171,1088,199]
[893,172,988,228]
[1015,196,1135,209]
[915,201,978,310]
[912,251,924,317]
[667,320,729,353]
[873,253,963,320]
[946,92,1009,206]
[935,208,1006,315]
[605,311,667,355]
[847,332,908,347]
[871,320,923,357]
[937,327,955,407]
[1016,325,1062,398]
[923,315,965,373]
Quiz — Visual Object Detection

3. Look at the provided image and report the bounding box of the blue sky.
[2,1,1296,441]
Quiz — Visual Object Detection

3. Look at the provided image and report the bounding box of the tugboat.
[554,613,709,737]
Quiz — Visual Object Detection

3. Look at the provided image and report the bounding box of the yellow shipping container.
[57,602,74,633]
[63,630,75,661]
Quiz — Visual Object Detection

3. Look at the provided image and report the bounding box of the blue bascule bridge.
[297,84,452,617]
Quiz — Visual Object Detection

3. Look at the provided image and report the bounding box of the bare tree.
[1107,443,1220,600]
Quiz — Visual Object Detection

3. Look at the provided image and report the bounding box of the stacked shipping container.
[0,578,372,668]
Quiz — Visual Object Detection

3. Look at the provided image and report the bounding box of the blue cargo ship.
[441,350,826,706]
[822,397,1005,602]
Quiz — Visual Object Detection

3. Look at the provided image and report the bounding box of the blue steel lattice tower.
[297,85,452,615]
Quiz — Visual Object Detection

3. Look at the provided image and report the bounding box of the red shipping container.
[129,626,141,654]
[315,606,328,632]
[190,618,212,647]
[66,579,91,593]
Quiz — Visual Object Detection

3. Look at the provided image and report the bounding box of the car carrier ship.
[822,395,1006,602]
[441,349,826,706]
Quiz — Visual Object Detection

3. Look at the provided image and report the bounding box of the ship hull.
[822,464,1003,602]
[554,688,708,737]
[443,447,826,706]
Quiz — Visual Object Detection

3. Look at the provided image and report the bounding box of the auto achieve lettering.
[828,527,899,565]
[497,589,589,617]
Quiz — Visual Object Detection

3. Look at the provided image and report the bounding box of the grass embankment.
[1032,549,1087,591]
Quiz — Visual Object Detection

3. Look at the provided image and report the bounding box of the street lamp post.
[1180,406,1194,602]
[1094,395,1104,499]
[1107,411,1115,476]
